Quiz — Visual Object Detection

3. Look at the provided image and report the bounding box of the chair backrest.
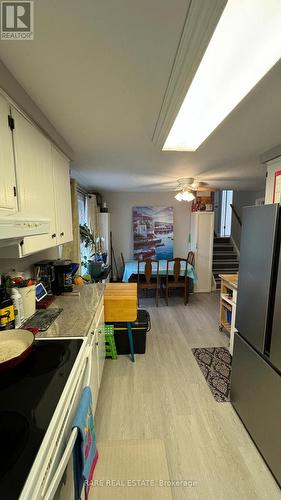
[120,252,125,274]
[138,258,159,283]
[166,258,188,283]
[187,251,195,267]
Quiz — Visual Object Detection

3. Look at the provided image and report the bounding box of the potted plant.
[80,223,103,279]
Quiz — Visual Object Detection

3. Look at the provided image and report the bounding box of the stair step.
[213,264,239,270]
[214,237,231,244]
[214,248,234,253]
[213,262,239,266]
[213,235,238,289]
[213,243,234,248]
[213,252,237,261]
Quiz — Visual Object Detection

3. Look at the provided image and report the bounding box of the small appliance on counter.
[52,260,73,295]
[34,260,55,295]
[35,259,77,296]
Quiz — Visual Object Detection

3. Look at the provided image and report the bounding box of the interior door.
[195,212,214,292]
[12,109,56,255]
[0,95,17,212]
[52,146,73,245]
[236,204,278,353]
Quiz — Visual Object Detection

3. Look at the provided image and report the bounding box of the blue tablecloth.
[122,259,197,283]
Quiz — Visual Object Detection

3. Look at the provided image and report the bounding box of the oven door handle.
[44,345,92,500]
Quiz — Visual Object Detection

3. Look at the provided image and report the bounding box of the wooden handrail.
[230,204,242,226]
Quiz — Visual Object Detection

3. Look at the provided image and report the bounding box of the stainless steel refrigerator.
[231,203,281,486]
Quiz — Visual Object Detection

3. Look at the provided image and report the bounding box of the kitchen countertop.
[37,283,104,338]
[219,273,238,289]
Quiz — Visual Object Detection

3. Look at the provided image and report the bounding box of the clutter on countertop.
[36,283,105,339]
[23,308,63,332]
[0,276,15,331]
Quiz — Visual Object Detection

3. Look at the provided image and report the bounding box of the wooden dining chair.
[137,258,160,306]
[187,251,195,267]
[121,252,125,276]
[162,258,189,305]
[121,252,137,282]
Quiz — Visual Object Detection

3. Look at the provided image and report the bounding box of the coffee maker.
[35,260,73,295]
[52,260,73,295]
[34,260,55,295]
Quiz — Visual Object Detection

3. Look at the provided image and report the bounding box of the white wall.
[265,156,281,204]
[231,190,265,249]
[0,247,58,277]
[101,191,192,272]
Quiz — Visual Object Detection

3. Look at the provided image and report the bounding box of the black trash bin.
[107,310,151,354]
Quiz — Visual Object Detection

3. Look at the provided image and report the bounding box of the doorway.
[220,190,233,237]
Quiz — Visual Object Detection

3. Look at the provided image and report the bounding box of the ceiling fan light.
[182,190,195,202]
[175,192,183,201]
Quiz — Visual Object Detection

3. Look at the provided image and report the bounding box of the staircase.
[213,236,239,289]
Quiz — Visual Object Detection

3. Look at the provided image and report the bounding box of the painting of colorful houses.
[132,207,174,260]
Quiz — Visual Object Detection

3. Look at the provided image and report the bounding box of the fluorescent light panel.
[163,0,281,151]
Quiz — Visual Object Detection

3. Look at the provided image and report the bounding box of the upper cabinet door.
[0,95,17,212]
[12,109,57,255]
[52,146,73,245]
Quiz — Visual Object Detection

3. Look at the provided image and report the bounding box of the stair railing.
[230,204,242,226]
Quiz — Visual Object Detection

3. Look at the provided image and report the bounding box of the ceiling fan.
[174,178,214,202]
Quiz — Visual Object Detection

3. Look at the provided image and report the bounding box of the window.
[220,190,233,237]
[78,192,90,272]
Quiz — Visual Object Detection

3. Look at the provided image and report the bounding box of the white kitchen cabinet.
[52,146,73,245]
[12,109,57,255]
[96,306,105,383]
[189,211,214,292]
[88,301,105,413]
[89,332,100,414]
[0,95,17,213]
[0,108,73,257]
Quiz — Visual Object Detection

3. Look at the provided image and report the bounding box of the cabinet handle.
[91,331,95,335]
[98,329,102,335]
[95,341,99,346]
[60,232,64,237]
[52,233,56,238]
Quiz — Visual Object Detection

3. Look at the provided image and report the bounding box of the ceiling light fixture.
[174,190,195,202]
[163,0,281,151]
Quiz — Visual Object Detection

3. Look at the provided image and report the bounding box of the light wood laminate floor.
[95,292,281,500]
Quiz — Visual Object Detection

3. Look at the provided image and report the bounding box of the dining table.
[122,259,197,283]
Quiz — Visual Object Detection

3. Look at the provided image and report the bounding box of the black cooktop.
[0,338,83,500]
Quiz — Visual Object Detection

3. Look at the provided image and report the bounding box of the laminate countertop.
[37,283,104,339]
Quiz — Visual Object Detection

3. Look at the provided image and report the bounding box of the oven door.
[31,342,93,500]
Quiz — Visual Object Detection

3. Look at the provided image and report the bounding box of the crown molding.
[152,0,227,148]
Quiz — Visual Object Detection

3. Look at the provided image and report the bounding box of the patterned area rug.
[191,347,232,402]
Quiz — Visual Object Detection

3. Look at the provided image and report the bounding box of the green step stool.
[105,324,118,359]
